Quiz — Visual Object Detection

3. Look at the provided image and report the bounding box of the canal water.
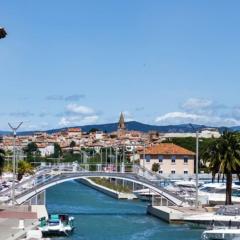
[46,181,202,240]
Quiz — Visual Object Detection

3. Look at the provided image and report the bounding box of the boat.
[201,228,240,240]
[164,180,201,201]
[186,205,240,229]
[20,230,50,240]
[38,214,74,236]
[133,188,158,201]
[199,183,240,205]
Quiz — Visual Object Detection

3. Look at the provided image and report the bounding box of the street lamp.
[8,122,23,206]
[189,124,199,208]
[0,27,7,39]
[143,143,146,172]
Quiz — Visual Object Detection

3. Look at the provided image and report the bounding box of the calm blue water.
[46,181,202,240]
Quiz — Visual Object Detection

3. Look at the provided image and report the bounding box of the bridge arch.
[15,172,187,206]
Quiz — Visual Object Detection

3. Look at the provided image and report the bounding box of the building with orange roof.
[67,128,82,138]
[140,143,195,177]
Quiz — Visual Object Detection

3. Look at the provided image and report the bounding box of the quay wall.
[77,178,137,200]
[147,205,185,223]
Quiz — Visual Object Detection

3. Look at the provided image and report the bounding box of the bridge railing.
[3,163,191,207]
[42,162,135,174]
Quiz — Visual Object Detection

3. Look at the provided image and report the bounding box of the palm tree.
[218,132,240,205]
[0,149,5,175]
[17,160,34,181]
[203,132,240,205]
[202,140,220,183]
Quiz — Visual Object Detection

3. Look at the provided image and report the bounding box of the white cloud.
[232,106,240,120]
[155,97,240,127]
[19,121,49,131]
[182,98,212,111]
[59,115,99,127]
[66,104,94,115]
[58,103,99,127]
[155,111,240,127]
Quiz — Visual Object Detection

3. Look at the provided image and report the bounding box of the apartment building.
[140,143,195,176]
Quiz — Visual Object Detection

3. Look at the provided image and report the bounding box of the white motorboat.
[201,228,240,240]
[20,230,50,240]
[186,205,240,229]
[133,188,158,201]
[39,214,74,236]
[199,183,240,205]
[164,180,200,201]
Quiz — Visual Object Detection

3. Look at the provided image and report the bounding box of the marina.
[1,1,240,239]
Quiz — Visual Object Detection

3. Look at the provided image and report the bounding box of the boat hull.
[202,229,240,240]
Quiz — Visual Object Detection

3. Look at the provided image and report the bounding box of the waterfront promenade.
[0,205,45,240]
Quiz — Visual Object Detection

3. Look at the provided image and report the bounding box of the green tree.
[202,140,221,182]
[152,162,160,172]
[53,143,62,158]
[203,132,240,205]
[69,141,76,154]
[88,128,99,133]
[17,160,34,181]
[163,137,215,159]
[24,142,40,162]
[0,149,5,175]
[70,140,76,148]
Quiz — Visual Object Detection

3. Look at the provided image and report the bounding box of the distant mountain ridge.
[0,121,239,136]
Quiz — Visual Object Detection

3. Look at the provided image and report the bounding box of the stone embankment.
[78,178,137,200]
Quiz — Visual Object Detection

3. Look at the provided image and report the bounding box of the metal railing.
[2,162,190,206]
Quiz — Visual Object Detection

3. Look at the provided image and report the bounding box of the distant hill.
[230,126,240,131]
[0,121,234,136]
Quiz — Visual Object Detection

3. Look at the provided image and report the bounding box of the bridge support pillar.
[120,162,125,173]
[97,164,101,172]
[25,190,46,206]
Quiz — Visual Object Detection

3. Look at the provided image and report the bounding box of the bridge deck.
[10,170,188,206]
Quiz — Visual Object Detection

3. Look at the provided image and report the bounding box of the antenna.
[8,122,23,136]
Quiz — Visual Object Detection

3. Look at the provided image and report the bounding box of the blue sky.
[1,1,240,130]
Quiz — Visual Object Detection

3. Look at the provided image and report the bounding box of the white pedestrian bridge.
[1,163,190,207]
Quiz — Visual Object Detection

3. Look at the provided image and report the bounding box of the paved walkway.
[0,218,38,240]
[0,206,38,240]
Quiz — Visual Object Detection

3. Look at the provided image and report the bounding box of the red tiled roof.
[68,128,81,132]
[143,143,195,155]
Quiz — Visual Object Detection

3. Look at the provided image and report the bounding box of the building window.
[184,171,188,175]
[184,157,188,164]
[159,170,163,174]
[171,156,176,164]
[145,155,151,162]
[171,170,176,174]
[158,155,163,163]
